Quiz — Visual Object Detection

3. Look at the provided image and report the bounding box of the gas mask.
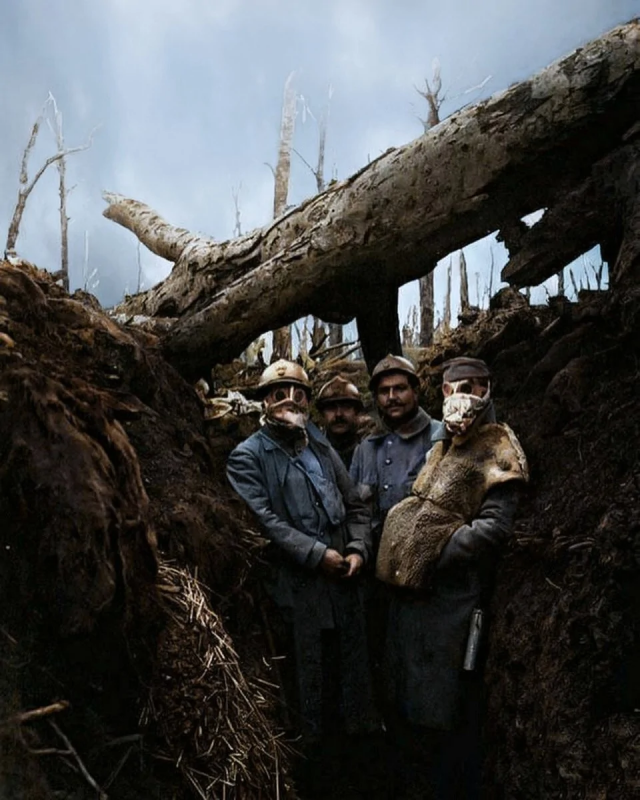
[262,384,310,436]
[442,379,491,437]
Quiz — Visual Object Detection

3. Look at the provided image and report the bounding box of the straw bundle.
[144,562,294,799]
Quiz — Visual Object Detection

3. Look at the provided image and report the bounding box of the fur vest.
[376,422,528,589]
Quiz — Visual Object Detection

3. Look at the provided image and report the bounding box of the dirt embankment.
[418,287,640,800]
[0,259,638,799]
[0,261,288,799]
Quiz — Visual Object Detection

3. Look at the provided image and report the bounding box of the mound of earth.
[0,260,291,799]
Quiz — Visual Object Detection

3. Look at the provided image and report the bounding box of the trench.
[1,261,639,798]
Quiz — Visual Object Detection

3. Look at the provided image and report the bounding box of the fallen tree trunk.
[107,20,640,378]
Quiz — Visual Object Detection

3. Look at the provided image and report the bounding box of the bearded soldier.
[226,360,378,771]
[376,357,528,800]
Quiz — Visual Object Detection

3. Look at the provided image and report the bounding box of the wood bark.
[105,20,640,379]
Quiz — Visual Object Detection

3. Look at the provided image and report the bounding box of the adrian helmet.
[256,359,311,398]
[369,354,419,391]
[316,376,364,410]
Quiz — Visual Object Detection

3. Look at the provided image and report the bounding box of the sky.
[0,0,637,338]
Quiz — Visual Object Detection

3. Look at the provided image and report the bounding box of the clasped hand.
[320,548,363,578]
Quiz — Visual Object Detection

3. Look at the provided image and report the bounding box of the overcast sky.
[0,0,637,327]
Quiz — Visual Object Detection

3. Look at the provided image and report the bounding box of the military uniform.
[376,358,528,799]
[227,362,377,741]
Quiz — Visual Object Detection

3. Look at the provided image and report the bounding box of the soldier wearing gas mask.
[226,359,378,760]
[376,357,528,800]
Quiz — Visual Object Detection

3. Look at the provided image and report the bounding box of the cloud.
[0,0,635,312]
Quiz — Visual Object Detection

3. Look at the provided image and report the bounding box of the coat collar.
[367,406,434,442]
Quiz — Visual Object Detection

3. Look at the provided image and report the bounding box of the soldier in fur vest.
[376,357,528,800]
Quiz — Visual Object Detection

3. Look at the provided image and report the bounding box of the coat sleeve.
[330,446,372,565]
[226,444,327,570]
[436,482,521,571]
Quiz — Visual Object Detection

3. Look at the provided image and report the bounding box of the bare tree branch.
[102,192,217,263]
[6,106,98,258]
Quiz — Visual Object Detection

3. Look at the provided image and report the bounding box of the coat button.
[383,484,389,491]
[385,458,392,465]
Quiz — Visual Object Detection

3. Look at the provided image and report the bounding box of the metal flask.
[463,608,484,671]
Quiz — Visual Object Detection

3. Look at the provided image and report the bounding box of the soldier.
[226,360,378,789]
[315,375,366,470]
[350,354,443,545]
[376,357,529,799]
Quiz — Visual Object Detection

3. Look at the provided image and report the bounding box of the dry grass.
[144,562,294,799]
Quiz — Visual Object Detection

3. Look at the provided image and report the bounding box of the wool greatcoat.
[226,421,377,738]
[350,407,444,540]
[378,415,528,732]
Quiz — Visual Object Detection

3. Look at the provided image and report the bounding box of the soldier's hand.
[321,548,348,577]
[342,553,364,578]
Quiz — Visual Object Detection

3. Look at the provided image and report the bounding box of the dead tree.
[459,249,470,313]
[487,247,496,305]
[443,257,453,331]
[49,96,70,292]
[6,97,95,265]
[231,184,242,238]
[557,268,565,296]
[82,231,98,294]
[103,21,640,378]
[271,72,296,360]
[136,241,144,294]
[416,59,443,347]
[418,270,435,347]
[296,87,342,348]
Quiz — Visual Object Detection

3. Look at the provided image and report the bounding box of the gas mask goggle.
[262,384,310,432]
[442,378,491,437]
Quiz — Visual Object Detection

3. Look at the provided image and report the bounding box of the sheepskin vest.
[376,422,528,589]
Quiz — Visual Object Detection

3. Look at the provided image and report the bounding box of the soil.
[0,262,638,799]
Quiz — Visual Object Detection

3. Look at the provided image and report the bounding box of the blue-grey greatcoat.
[226,421,377,736]
[383,417,525,732]
[350,407,444,537]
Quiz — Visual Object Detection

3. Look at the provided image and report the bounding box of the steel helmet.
[256,359,311,398]
[369,354,419,390]
[316,376,364,410]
